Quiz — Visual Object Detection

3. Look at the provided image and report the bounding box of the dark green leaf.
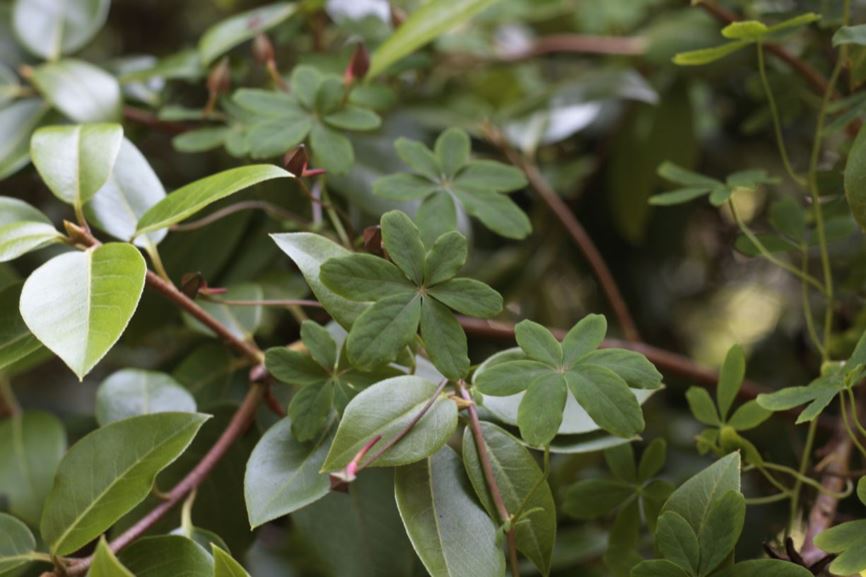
[346,292,421,368]
[95,369,196,426]
[717,344,745,420]
[631,559,692,577]
[518,372,567,447]
[265,347,328,386]
[0,283,42,372]
[456,160,527,192]
[566,366,644,438]
[655,511,699,574]
[562,479,634,519]
[605,444,636,482]
[381,210,426,284]
[435,128,471,177]
[420,297,469,379]
[301,320,338,370]
[424,231,467,286]
[428,278,502,318]
[118,535,213,577]
[638,439,667,481]
[474,359,552,396]
[580,349,663,389]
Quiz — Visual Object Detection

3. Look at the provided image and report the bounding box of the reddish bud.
[283,145,309,176]
[362,225,384,256]
[252,33,275,65]
[343,43,369,85]
[180,272,205,300]
[389,3,407,28]
[207,57,231,97]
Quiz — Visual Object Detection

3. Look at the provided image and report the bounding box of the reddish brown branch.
[698,1,832,97]
[484,127,641,342]
[499,34,647,60]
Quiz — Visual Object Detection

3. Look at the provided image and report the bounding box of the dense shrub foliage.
[3,0,866,576]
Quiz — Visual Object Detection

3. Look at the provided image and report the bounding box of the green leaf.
[86,138,168,248]
[605,444,636,482]
[346,292,421,368]
[766,13,821,35]
[428,278,502,318]
[87,537,134,577]
[301,320,338,370]
[462,423,556,576]
[0,197,62,263]
[455,160,527,192]
[661,452,741,534]
[373,173,440,201]
[310,123,353,175]
[858,476,866,505]
[0,283,42,372]
[41,412,208,555]
[118,536,213,577]
[717,344,745,420]
[381,210,426,284]
[699,490,745,574]
[395,138,441,179]
[514,320,563,367]
[453,186,532,239]
[173,127,229,153]
[321,375,457,471]
[12,0,110,60]
[673,41,750,66]
[813,519,866,574]
[518,373,567,447]
[435,128,471,177]
[562,478,635,519]
[0,513,37,575]
[649,187,713,206]
[324,106,381,131]
[686,386,721,426]
[288,382,334,442]
[247,117,311,159]
[30,123,123,210]
[756,373,841,423]
[769,198,806,241]
[394,446,505,577]
[31,60,121,122]
[580,349,663,389]
[265,347,328,386]
[0,412,66,527]
[417,190,458,247]
[715,559,814,577]
[95,369,197,426]
[244,417,333,528]
[631,559,692,577]
[834,24,866,46]
[213,545,250,577]
[136,164,292,235]
[474,359,552,396]
[721,20,768,41]
[420,297,469,380]
[562,314,606,367]
[20,243,147,380]
[321,253,415,301]
[0,99,48,180]
[424,231,467,286]
[198,2,299,65]
[658,162,722,187]
[845,113,866,233]
[566,366,645,438]
[638,439,667,481]
[271,232,367,327]
[655,511,699,574]
[727,400,771,431]
[369,0,501,78]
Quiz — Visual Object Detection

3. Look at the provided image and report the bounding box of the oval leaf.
[0,283,43,372]
[20,243,147,380]
[95,369,197,426]
[117,535,213,577]
[31,60,122,122]
[13,0,110,60]
[40,412,209,555]
[0,513,37,575]
[198,3,298,65]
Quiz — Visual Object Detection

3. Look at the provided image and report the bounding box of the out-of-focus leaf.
[199,3,299,65]
[12,0,110,60]
[31,60,122,122]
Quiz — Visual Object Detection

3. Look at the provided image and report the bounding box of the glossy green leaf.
[0,412,66,526]
[321,375,457,471]
[462,423,556,575]
[117,536,213,577]
[717,344,745,419]
[0,197,61,263]
[427,278,502,318]
[95,369,197,426]
[271,232,367,327]
[655,511,699,574]
[673,41,750,66]
[369,0,501,78]
[661,452,740,534]
[86,138,167,248]
[395,446,505,577]
[244,417,333,527]
[20,243,147,380]
[137,164,292,235]
[0,513,37,575]
[40,412,208,555]
[0,99,48,179]
[12,0,110,60]
[0,283,42,371]
[87,537,134,577]
[213,545,250,577]
[198,2,298,65]
[345,292,421,368]
[31,60,121,122]
[30,123,123,210]
[845,114,866,233]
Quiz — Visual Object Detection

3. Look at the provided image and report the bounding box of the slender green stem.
[840,393,866,458]
[144,243,172,284]
[763,461,850,497]
[757,43,807,186]
[788,419,818,531]
[846,388,866,439]
[800,249,825,357]
[746,492,791,505]
[755,464,793,494]
[322,186,351,248]
[179,489,197,537]
[728,200,826,294]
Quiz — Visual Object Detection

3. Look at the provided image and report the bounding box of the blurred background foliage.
[2,0,865,575]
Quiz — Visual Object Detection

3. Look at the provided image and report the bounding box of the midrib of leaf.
[696,471,733,536]
[49,420,199,553]
[50,0,69,60]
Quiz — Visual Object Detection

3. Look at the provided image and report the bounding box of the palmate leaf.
[813,519,866,575]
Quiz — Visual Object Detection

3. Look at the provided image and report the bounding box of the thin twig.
[498,34,647,60]
[122,106,191,135]
[205,297,324,309]
[170,200,308,232]
[483,125,641,342]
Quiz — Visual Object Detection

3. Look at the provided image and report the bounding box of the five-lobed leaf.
[20,243,147,380]
[41,412,209,555]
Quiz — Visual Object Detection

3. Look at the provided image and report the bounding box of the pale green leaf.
[13,0,110,60]
[721,20,768,40]
[369,0,502,78]
[717,344,745,420]
[673,41,750,66]
[20,243,147,380]
[198,2,299,65]
[87,537,134,577]
[95,369,197,426]
[31,60,121,122]
[244,417,333,527]
[0,283,43,372]
[394,446,505,577]
[324,106,381,131]
[0,197,62,263]
[321,376,457,471]
[41,413,208,556]
[136,164,292,235]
